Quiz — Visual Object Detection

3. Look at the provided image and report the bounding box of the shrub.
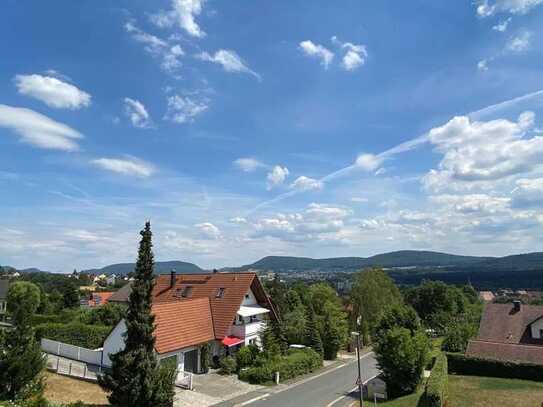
[425,354,448,407]
[35,323,111,349]
[200,343,211,373]
[219,356,237,375]
[446,353,543,381]
[238,348,322,384]
[236,346,257,371]
[441,322,477,353]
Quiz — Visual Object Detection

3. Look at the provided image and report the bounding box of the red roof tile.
[88,292,114,307]
[152,298,215,354]
[477,303,543,344]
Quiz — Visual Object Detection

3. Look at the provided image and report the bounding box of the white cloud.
[478,59,490,71]
[14,74,91,110]
[91,157,155,177]
[197,50,261,80]
[266,165,289,190]
[151,0,206,38]
[0,104,83,151]
[423,111,542,191]
[164,94,209,123]
[477,0,543,16]
[124,97,152,128]
[512,178,543,207]
[506,31,532,52]
[124,21,184,75]
[290,176,323,191]
[234,158,265,172]
[194,222,221,239]
[356,153,384,172]
[351,197,369,203]
[340,43,368,71]
[299,40,334,69]
[492,17,512,31]
[229,216,247,224]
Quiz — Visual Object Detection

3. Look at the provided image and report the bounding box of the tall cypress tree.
[306,305,323,356]
[99,222,174,407]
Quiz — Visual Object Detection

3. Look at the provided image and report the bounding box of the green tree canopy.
[373,304,430,397]
[0,282,45,401]
[350,268,403,341]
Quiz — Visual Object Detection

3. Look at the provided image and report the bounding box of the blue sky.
[2,0,543,271]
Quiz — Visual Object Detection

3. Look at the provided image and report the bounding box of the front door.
[184,349,198,373]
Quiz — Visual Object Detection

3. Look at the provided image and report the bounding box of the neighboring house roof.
[108,283,132,303]
[477,303,543,344]
[467,340,543,365]
[0,279,9,300]
[88,292,114,307]
[109,272,276,339]
[153,298,215,354]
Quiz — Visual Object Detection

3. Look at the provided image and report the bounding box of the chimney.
[170,269,176,288]
[513,300,522,312]
[213,269,218,274]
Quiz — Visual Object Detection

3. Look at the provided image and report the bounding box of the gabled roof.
[108,272,276,340]
[0,280,9,300]
[88,292,114,307]
[153,272,275,339]
[477,303,543,344]
[153,298,215,354]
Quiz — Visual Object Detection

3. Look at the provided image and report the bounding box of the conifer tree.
[0,282,45,401]
[305,305,323,355]
[99,221,174,407]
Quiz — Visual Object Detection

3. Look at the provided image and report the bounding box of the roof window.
[216,287,225,298]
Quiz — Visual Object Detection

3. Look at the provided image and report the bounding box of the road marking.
[273,363,347,394]
[325,386,358,407]
[235,393,270,406]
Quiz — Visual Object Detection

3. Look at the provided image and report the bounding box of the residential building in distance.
[467,301,543,364]
[0,279,9,320]
[478,291,496,302]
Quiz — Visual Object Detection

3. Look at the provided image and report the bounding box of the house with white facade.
[103,271,277,374]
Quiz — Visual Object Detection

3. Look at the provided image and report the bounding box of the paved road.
[241,352,379,407]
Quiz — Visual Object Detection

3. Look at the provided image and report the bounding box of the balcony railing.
[231,320,266,338]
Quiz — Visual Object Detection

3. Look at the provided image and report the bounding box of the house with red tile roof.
[102,271,277,373]
[85,291,114,307]
[466,301,543,365]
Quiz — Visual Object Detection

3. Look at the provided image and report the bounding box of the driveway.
[175,370,263,407]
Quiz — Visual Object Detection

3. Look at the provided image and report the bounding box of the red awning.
[222,336,244,347]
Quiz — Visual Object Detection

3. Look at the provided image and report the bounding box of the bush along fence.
[238,348,323,385]
[446,353,543,382]
[425,353,448,407]
[35,322,111,349]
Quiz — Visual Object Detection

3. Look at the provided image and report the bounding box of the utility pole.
[352,315,364,407]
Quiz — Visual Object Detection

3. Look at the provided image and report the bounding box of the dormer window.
[245,294,250,299]
[216,287,225,298]
[181,286,193,298]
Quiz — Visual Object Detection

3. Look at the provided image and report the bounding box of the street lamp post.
[352,316,364,407]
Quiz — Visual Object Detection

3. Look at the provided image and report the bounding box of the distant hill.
[83,260,204,276]
[467,252,543,271]
[235,250,493,272]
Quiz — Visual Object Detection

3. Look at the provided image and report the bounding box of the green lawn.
[376,375,543,407]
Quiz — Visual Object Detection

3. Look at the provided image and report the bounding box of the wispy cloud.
[266,165,289,190]
[506,31,532,52]
[91,157,156,177]
[151,0,206,38]
[124,97,153,128]
[299,40,334,69]
[477,0,543,17]
[233,158,266,172]
[164,94,209,123]
[197,50,261,80]
[14,74,91,110]
[0,104,83,151]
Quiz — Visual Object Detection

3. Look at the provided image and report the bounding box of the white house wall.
[241,288,258,306]
[531,318,543,339]
[102,320,127,368]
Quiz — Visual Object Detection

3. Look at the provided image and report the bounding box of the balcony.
[231,320,266,339]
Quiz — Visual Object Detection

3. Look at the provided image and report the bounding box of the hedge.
[239,348,322,384]
[446,352,543,382]
[35,322,111,349]
[425,353,448,407]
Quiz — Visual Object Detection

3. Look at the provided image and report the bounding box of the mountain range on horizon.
[5,250,543,276]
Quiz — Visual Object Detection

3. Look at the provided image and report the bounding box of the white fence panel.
[41,338,102,366]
